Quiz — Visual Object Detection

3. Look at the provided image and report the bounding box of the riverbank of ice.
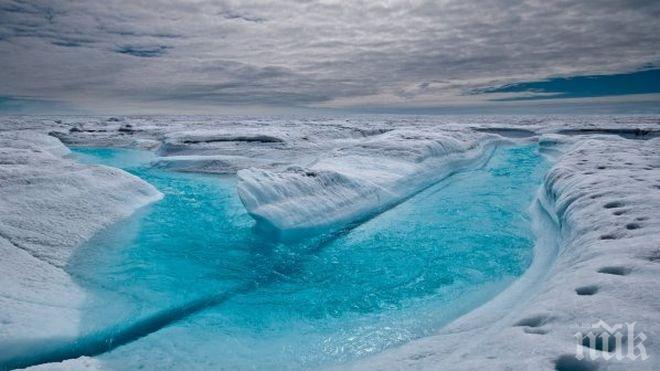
[0,132,162,367]
[346,135,660,370]
[236,129,497,233]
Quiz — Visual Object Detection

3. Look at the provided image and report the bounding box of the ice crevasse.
[237,129,497,233]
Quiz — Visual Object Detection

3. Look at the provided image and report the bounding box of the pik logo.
[575,320,648,361]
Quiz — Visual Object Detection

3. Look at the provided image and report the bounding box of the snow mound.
[0,132,162,365]
[0,133,163,266]
[237,129,495,232]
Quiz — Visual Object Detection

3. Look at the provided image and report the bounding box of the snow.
[345,135,660,370]
[152,154,274,174]
[236,129,497,232]
[23,356,101,371]
[0,114,659,370]
[0,131,162,367]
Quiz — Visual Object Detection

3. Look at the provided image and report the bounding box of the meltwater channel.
[61,144,548,369]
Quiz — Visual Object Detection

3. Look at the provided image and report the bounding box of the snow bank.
[350,135,660,370]
[236,129,495,233]
[0,132,162,366]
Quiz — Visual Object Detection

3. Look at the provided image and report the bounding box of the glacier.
[0,114,658,370]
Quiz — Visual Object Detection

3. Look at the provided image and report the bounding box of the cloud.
[0,0,659,113]
[115,45,171,58]
[219,10,265,23]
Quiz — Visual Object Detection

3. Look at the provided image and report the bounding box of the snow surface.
[0,114,658,370]
[0,131,162,366]
[236,129,496,232]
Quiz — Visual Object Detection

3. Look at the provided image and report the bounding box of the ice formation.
[236,129,496,232]
[347,135,660,371]
[0,131,162,365]
[0,114,658,370]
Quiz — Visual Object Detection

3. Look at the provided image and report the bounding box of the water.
[66,144,548,369]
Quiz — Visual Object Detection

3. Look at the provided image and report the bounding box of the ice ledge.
[348,135,660,370]
[237,129,496,234]
[0,131,163,365]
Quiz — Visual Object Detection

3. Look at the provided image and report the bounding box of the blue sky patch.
[474,68,660,101]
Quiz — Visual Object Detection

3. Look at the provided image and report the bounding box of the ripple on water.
[63,144,548,369]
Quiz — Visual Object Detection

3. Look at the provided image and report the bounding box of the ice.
[236,129,496,232]
[23,356,101,371]
[0,132,162,266]
[0,131,162,365]
[1,114,659,370]
[151,154,274,174]
[346,135,660,370]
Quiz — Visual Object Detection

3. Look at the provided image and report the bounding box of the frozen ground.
[0,114,658,370]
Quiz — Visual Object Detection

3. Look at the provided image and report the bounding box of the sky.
[0,0,659,114]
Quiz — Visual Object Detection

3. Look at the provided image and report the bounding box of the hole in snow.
[599,234,618,240]
[514,314,552,328]
[603,201,624,209]
[598,266,631,276]
[554,355,598,371]
[625,223,641,230]
[576,285,599,296]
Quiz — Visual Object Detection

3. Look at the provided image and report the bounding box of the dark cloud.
[100,28,182,39]
[0,0,659,112]
[115,45,171,58]
[51,40,83,47]
[219,10,265,23]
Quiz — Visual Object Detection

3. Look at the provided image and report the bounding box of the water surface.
[68,144,548,369]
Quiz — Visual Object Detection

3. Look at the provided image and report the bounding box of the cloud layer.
[1,0,659,113]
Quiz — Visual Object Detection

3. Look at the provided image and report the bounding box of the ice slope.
[0,132,162,364]
[348,135,660,370]
[236,129,496,232]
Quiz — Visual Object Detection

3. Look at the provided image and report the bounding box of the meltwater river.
[65,144,548,369]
